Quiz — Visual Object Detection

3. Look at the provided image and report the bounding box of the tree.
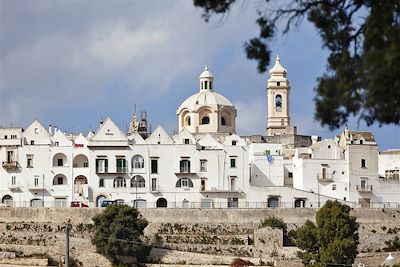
[293,200,359,266]
[92,204,149,265]
[193,0,400,129]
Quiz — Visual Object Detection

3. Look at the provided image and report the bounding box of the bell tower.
[266,55,296,136]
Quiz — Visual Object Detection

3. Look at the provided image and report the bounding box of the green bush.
[260,216,287,232]
[92,204,149,264]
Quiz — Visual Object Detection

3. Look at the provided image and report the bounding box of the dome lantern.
[199,65,214,91]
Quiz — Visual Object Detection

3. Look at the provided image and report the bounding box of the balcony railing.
[27,182,47,190]
[116,167,128,174]
[2,161,19,170]
[356,185,373,192]
[7,181,21,190]
[317,173,334,182]
[96,168,108,174]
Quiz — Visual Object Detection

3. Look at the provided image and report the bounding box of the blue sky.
[0,0,398,150]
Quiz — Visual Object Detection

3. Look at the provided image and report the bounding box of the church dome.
[177,90,233,113]
[177,65,237,135]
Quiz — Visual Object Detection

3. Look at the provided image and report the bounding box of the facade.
[0,56,399,208]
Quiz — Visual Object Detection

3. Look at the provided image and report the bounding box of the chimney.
[54,125,58,133]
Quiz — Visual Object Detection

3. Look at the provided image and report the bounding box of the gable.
[146,126,173,144]
[52,130,72,146]
[197,133,222,149]
[23,120,51,145]
[91,118,127,142]
[173,128,196,144]
[223,134,246,146]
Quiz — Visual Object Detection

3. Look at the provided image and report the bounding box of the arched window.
[221,117,226,126]
[185,116,191,126]
[73,154,89,168]
[156,197,167,208]
[114,177,126,188]
[96,195,107,207]
[176,178,194,188]
[53,153,67,167]
[2,195,12,206]
[131,175,145,188]
[74,175,87,184]
[201,116,210,125]
[275,95,282,112]
[53,174,67,185]
[131,155,144,170]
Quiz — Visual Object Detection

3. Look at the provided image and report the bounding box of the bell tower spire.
[266,55,296,136]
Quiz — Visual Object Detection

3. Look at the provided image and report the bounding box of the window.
[11,176,16,185]
[184,138,190,144]
[288,172,293,178]
[230,157,237,168]
[30,140,34,145]
[180,159,191,173]
[99,179,104,187]
[57,177,63,185]
[204,81,208,90]
[131,175,145,188]
[34,176,39,187]
[275,94,282,111]
[201,178,206,191]
[328,145,331,149]
[221,117,226,126]
[83,162,89,167]
[186,117,191,126]
[116,157,127,173]
[176,178,194,188]
[54,141,59,146]
[10,135,17,139]
[277,82,280,86]
[34,128,38,134]
[27,154,33,168]
[232,140,237,146]
[151,159,158,174]
[3,135,7,139]
[113,177,126,188]
[360,140,363,145]
[361,159,366,168]
[96,158,108,173]
[132,155,144,170]
[57,158,63,166]
[332,184,336,191]
[151,178,157,191]
[230,176,236,190]
[360,179,367,189]
[200,160,207,172]
[201,116,210,125]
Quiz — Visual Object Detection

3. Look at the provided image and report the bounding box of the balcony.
[317,173,333,182]
[96,168,108,174]
[2,161,20,170]
[27,182,47,190]
[356,185,373,192]
[116,167,128,174]
[7,181,21,191]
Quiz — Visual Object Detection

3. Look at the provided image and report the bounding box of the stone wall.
[0,207,399,266]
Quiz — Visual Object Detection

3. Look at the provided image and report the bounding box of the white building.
[0,56,399,208]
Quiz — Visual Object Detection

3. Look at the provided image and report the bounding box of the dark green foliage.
[193,0,400,128]
[294,200,359,266]
[260,215,287,232]
[92,204,149,264]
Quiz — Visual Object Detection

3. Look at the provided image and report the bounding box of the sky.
[0,0,399,150]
